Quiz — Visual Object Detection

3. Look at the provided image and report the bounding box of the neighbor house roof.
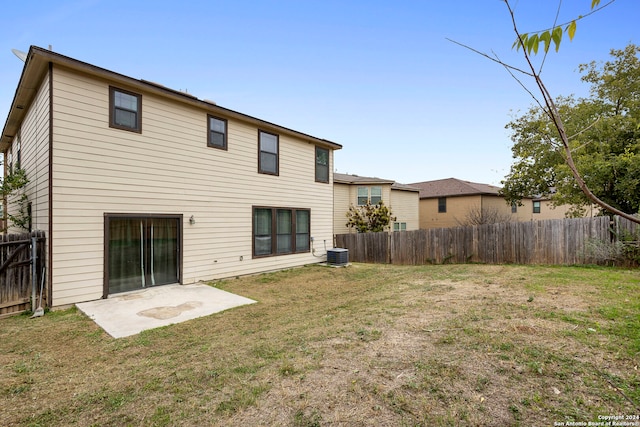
[1,46,342,152]
[334,173,419,192]
[408,178,501,199]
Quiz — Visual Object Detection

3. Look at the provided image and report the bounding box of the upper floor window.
[357,187,369,205]
[370,186,382,205]
[357,186,383,205]
[315,147,329,183]
[207,115,227,150]
[511,202,518,213]
[259,130,278,175]
[438,197,447,213]
[110,87,142,133]
[15,136,21,169]
[533,201,541,214]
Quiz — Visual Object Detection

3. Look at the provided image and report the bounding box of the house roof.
[1,46,342,152]
[334,173,419,192]
[408,178,502,199]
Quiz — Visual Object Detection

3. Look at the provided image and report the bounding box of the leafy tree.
[502,44,640,216]
[451,0,638,224]
[1,163,30,231]
[345,201,396,233]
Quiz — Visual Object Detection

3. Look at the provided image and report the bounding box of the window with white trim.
[393,222,407,232]
[370,186,382,204]
[357,186,383,205]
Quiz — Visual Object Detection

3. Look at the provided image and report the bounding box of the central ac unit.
[327,248,349,266]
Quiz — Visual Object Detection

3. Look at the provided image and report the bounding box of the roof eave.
[2,46,342,152]
[419,191,501,199]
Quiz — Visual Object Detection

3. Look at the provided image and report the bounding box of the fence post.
[31,236,37,312]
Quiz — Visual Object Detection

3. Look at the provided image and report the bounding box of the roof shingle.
[408,178,501,199]
[334,173,419,192]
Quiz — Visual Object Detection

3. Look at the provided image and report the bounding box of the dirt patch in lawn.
[1,263,638,426]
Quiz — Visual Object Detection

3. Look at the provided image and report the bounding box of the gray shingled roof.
[334,173,419,192]
[408,178,501,199]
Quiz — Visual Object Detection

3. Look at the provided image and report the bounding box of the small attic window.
[109,86,142,133]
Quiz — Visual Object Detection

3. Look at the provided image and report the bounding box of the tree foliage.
[513,0,608,55]
[1,164,30,231]
[345,201,396,233]
[502,44,640,216]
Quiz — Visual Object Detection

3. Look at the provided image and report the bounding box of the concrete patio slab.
[76,283,256,338]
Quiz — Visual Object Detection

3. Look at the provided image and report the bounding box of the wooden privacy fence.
[0,231,46,318]
[335,216,638,266]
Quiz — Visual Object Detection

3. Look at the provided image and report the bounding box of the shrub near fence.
[335,216,638,266]
[0,231,46,318]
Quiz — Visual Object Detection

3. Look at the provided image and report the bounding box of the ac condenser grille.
[327,248,349,266]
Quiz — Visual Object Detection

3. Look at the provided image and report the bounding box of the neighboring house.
[409,177,581,229]
[333,173,419,234]
[1,46,341,307]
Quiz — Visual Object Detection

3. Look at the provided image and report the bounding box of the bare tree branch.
[504,0,640,225]
[491,50,546,111]
[445,38,534,77]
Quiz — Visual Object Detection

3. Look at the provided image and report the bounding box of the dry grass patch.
[1,263,639,426]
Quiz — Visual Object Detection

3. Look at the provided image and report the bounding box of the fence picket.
[0,231,46,318]
[334,216,638,267]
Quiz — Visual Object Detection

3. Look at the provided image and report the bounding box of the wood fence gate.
[0,231,46,318]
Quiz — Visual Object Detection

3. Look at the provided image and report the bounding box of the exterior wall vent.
[327,248,349,266]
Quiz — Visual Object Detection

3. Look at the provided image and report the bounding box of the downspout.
[47,62,53,307]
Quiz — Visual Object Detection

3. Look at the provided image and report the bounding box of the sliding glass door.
[106,215,181,295]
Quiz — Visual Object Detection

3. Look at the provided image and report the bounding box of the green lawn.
[1,263,639,426]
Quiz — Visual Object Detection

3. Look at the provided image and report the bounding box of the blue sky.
[1,0,638,185]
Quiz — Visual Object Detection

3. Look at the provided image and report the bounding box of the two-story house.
[333,173,419,234]
[1,46,341,307]
[409,178,584,229]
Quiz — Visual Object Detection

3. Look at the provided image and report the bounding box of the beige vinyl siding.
[381,186,391,205]
[482,195,512,212]
[418,194,584,229]
[334,183,391,234]
[333,183,351,234]
[389,189,419,231]
[5,71,50,235]
[512,198,580,221]
[418,195,483,229]
[50,66,334,306]
[333,182,419,234]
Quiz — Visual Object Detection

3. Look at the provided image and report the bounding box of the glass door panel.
[150,218,178,286]
[107,216,179,295]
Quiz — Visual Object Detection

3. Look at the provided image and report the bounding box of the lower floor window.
[393,222,407,232]
[253,206,310,257]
